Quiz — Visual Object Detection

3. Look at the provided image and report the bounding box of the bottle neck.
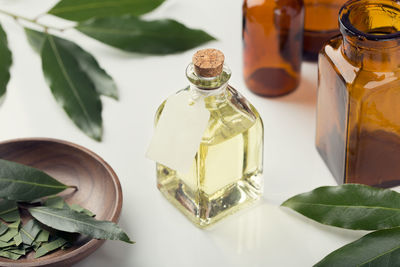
[339,0,400,71]
[342,37,400,70]
[186,63,232,107]
[189,83,228,103]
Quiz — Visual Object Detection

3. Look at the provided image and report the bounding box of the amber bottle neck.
[339,0,400,71]
[341,37,400,70]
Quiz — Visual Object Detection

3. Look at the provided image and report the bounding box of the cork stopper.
[192,49,225,77]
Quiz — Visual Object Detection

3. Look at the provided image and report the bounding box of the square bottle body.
[156,86,263,227]
[317,36,400,187]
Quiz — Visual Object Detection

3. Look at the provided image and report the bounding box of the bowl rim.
[0,137,123,267]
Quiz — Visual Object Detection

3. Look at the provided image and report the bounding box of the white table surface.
[0,0,370,266]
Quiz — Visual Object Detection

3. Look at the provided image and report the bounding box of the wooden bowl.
[0,138,123,266]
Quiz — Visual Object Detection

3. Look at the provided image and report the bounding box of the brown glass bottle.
[303,0,347,61]
[316,0,400,187]
[243,0,304,97]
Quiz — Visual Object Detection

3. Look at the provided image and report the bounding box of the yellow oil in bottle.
[156,85,263,228]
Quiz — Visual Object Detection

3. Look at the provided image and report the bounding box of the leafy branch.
[0,0,215,141]
[0,9,69,32]
[282,184,400,266]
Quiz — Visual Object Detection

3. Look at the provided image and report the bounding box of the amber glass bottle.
[243,0,304,97]
[303,0,347,61]
[316,0,400,187]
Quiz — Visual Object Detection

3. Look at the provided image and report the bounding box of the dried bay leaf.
[13,233,22,246]
[5,248,26,255]
[0,229,18,242]
[0,200,19,222]
[35,229,50,243]
[20,220,41,245]
[0,250,22,260]
[46,198,96,217]
[29,207,133,243]
[0,239,15,248]
[8,220,20,229]
[0,221,8,236]
[34,237,67,258]
[61,242,72,250]
[44,197,96,217]
[0,159,70,201]
[69,203,95,217]
[33,241,41,251]
[44,196,68,209]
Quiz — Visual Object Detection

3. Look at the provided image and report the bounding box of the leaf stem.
[33,13,46,22]
[68,185,79,191]
[0,9,68,32]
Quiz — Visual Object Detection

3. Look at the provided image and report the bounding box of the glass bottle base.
[245,67,299,97]
[157,173,262,228]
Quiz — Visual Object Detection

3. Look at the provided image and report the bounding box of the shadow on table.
[205,199,366,266]
[275,77,317,107]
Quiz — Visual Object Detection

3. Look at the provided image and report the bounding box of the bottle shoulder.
[320,35,359,85]
[320,36,400,88]
[154,86,263,145]
[203,86,263,144]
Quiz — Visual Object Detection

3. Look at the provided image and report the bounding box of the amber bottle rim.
[339,0,400,42]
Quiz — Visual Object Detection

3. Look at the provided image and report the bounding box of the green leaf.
[0,229,18,242]
[44,196,68,209]
[33,241,41,251]
[0,239,15,248]
[76,16,216,54]
[24,28,46,53]
[26,29,118,99]
[8,220,20,230]
[0,200,19,222]
[315,227,400,267]
[55,230,80,243]
[0,23,12,98]
[0,222,8,236]
[44,196,96,217]
[282,184,400,230]
[4,247,26,255]
[35,229,49,243]
[69,203,95,217]
[48,0,165,21]
[34,237,67,258]
[41,33,103,141]
[0,159,70,201]
[61,242,72,250]
[13,233,22,246]
[20,220,42,245]
[0,250,22,260]
[29,207,133,243]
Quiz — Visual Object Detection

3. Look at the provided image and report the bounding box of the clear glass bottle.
[242,0,304,97]
[316,0,400,187]
[303,0,347,61]
[155,49,264,227]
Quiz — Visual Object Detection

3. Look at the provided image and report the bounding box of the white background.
[0,0,370,266]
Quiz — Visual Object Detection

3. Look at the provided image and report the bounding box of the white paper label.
[146,91,210,173]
